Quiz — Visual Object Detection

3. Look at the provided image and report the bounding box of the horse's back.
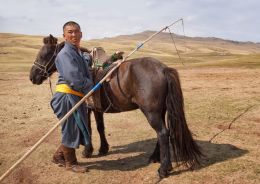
[124,57,167,85]
[116,57,168,110]
[120,57,167,80]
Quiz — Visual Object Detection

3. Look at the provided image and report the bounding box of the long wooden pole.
[0,18,183,182]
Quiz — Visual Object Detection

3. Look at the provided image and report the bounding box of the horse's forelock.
[43,35,58,45]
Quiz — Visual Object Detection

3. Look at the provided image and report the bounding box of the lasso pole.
[0,18,183,182]
[124,18,184,61]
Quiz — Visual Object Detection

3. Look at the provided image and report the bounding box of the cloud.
[0,0,259,42]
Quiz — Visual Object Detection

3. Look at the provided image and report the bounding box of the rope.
[0,18,184,182]
[209,105,256,142]
[48,77,54,96]
[167,27,183,65]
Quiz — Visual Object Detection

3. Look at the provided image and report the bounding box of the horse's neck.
[80,47,91,53]
[57,42,65,53]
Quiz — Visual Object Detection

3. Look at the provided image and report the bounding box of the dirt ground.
[0,67,259,184]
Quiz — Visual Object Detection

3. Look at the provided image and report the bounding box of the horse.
[29,35,203,178]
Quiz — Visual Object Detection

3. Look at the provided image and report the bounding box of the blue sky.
[0,0,259,42]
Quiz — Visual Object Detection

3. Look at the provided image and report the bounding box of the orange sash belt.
[55,84,84,97]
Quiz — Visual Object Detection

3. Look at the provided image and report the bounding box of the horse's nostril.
[30,77,36,84]
[29,72,38,84]
[29,74,34,83]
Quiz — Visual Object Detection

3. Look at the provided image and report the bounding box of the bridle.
[33,44,59,95]
[33,44,58,78]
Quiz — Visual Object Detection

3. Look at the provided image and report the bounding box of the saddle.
[91,47,110,68]
[91,47,124,69]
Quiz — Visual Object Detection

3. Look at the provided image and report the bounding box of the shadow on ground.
[85,138,248,173]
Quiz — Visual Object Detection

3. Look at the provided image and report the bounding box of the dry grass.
[0,33,259,184]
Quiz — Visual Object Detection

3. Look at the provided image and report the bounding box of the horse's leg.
[93,111,109,155]
[148,110,166,163]
[82,108,94,158]
[143,110,172,178]
[148,141,160,163]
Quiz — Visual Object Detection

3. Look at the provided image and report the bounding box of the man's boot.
[52,145,65,167]
[62,145,88,173]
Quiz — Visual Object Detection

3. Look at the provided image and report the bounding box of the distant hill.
[0,32,260,72]
[98,30,260,55]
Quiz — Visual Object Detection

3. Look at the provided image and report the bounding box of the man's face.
[63,25,82,47]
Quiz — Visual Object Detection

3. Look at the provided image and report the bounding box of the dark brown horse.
[29,35,203,178]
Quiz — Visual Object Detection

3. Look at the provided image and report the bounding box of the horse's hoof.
[168,165,173,172]
[98,152,108,156]
[82,150,93,158]
[98,151,108,156]
[158,168,168,179]
[98,145,109,156]
[82,153,92,158]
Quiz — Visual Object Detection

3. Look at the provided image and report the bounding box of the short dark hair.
[63,21,81,32]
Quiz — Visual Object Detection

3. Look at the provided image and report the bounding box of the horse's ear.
[49,34,58,44]
[43,34,58,45]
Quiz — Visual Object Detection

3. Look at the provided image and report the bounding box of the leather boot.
[52,145,65,167]
[62,145,88,173]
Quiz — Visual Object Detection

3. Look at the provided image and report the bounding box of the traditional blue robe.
[51,42,93,148]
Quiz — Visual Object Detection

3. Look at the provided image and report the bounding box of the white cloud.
[0,0,259,42]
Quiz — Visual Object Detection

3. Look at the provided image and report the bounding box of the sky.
[0,0,259,42]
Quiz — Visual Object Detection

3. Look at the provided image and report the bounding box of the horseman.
[50,21,93,173]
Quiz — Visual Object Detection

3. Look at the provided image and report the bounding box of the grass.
[0,32,260,183]
[1,33,260,72]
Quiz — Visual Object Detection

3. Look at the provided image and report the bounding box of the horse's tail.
[164,67,203,167]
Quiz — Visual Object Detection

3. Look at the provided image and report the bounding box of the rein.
[33,45,58,78]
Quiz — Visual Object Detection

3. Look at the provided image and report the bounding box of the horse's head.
[29,34,60,85]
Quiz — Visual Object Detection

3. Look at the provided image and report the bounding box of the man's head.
[63,21,82,48]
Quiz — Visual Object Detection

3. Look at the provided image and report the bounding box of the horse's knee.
[158,128,169,142]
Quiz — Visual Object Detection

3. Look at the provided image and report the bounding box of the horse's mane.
[80,47,91,53]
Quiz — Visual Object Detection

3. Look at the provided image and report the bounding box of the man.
[50,21,93,173]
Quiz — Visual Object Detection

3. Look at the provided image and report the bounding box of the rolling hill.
[0,31,260,72]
